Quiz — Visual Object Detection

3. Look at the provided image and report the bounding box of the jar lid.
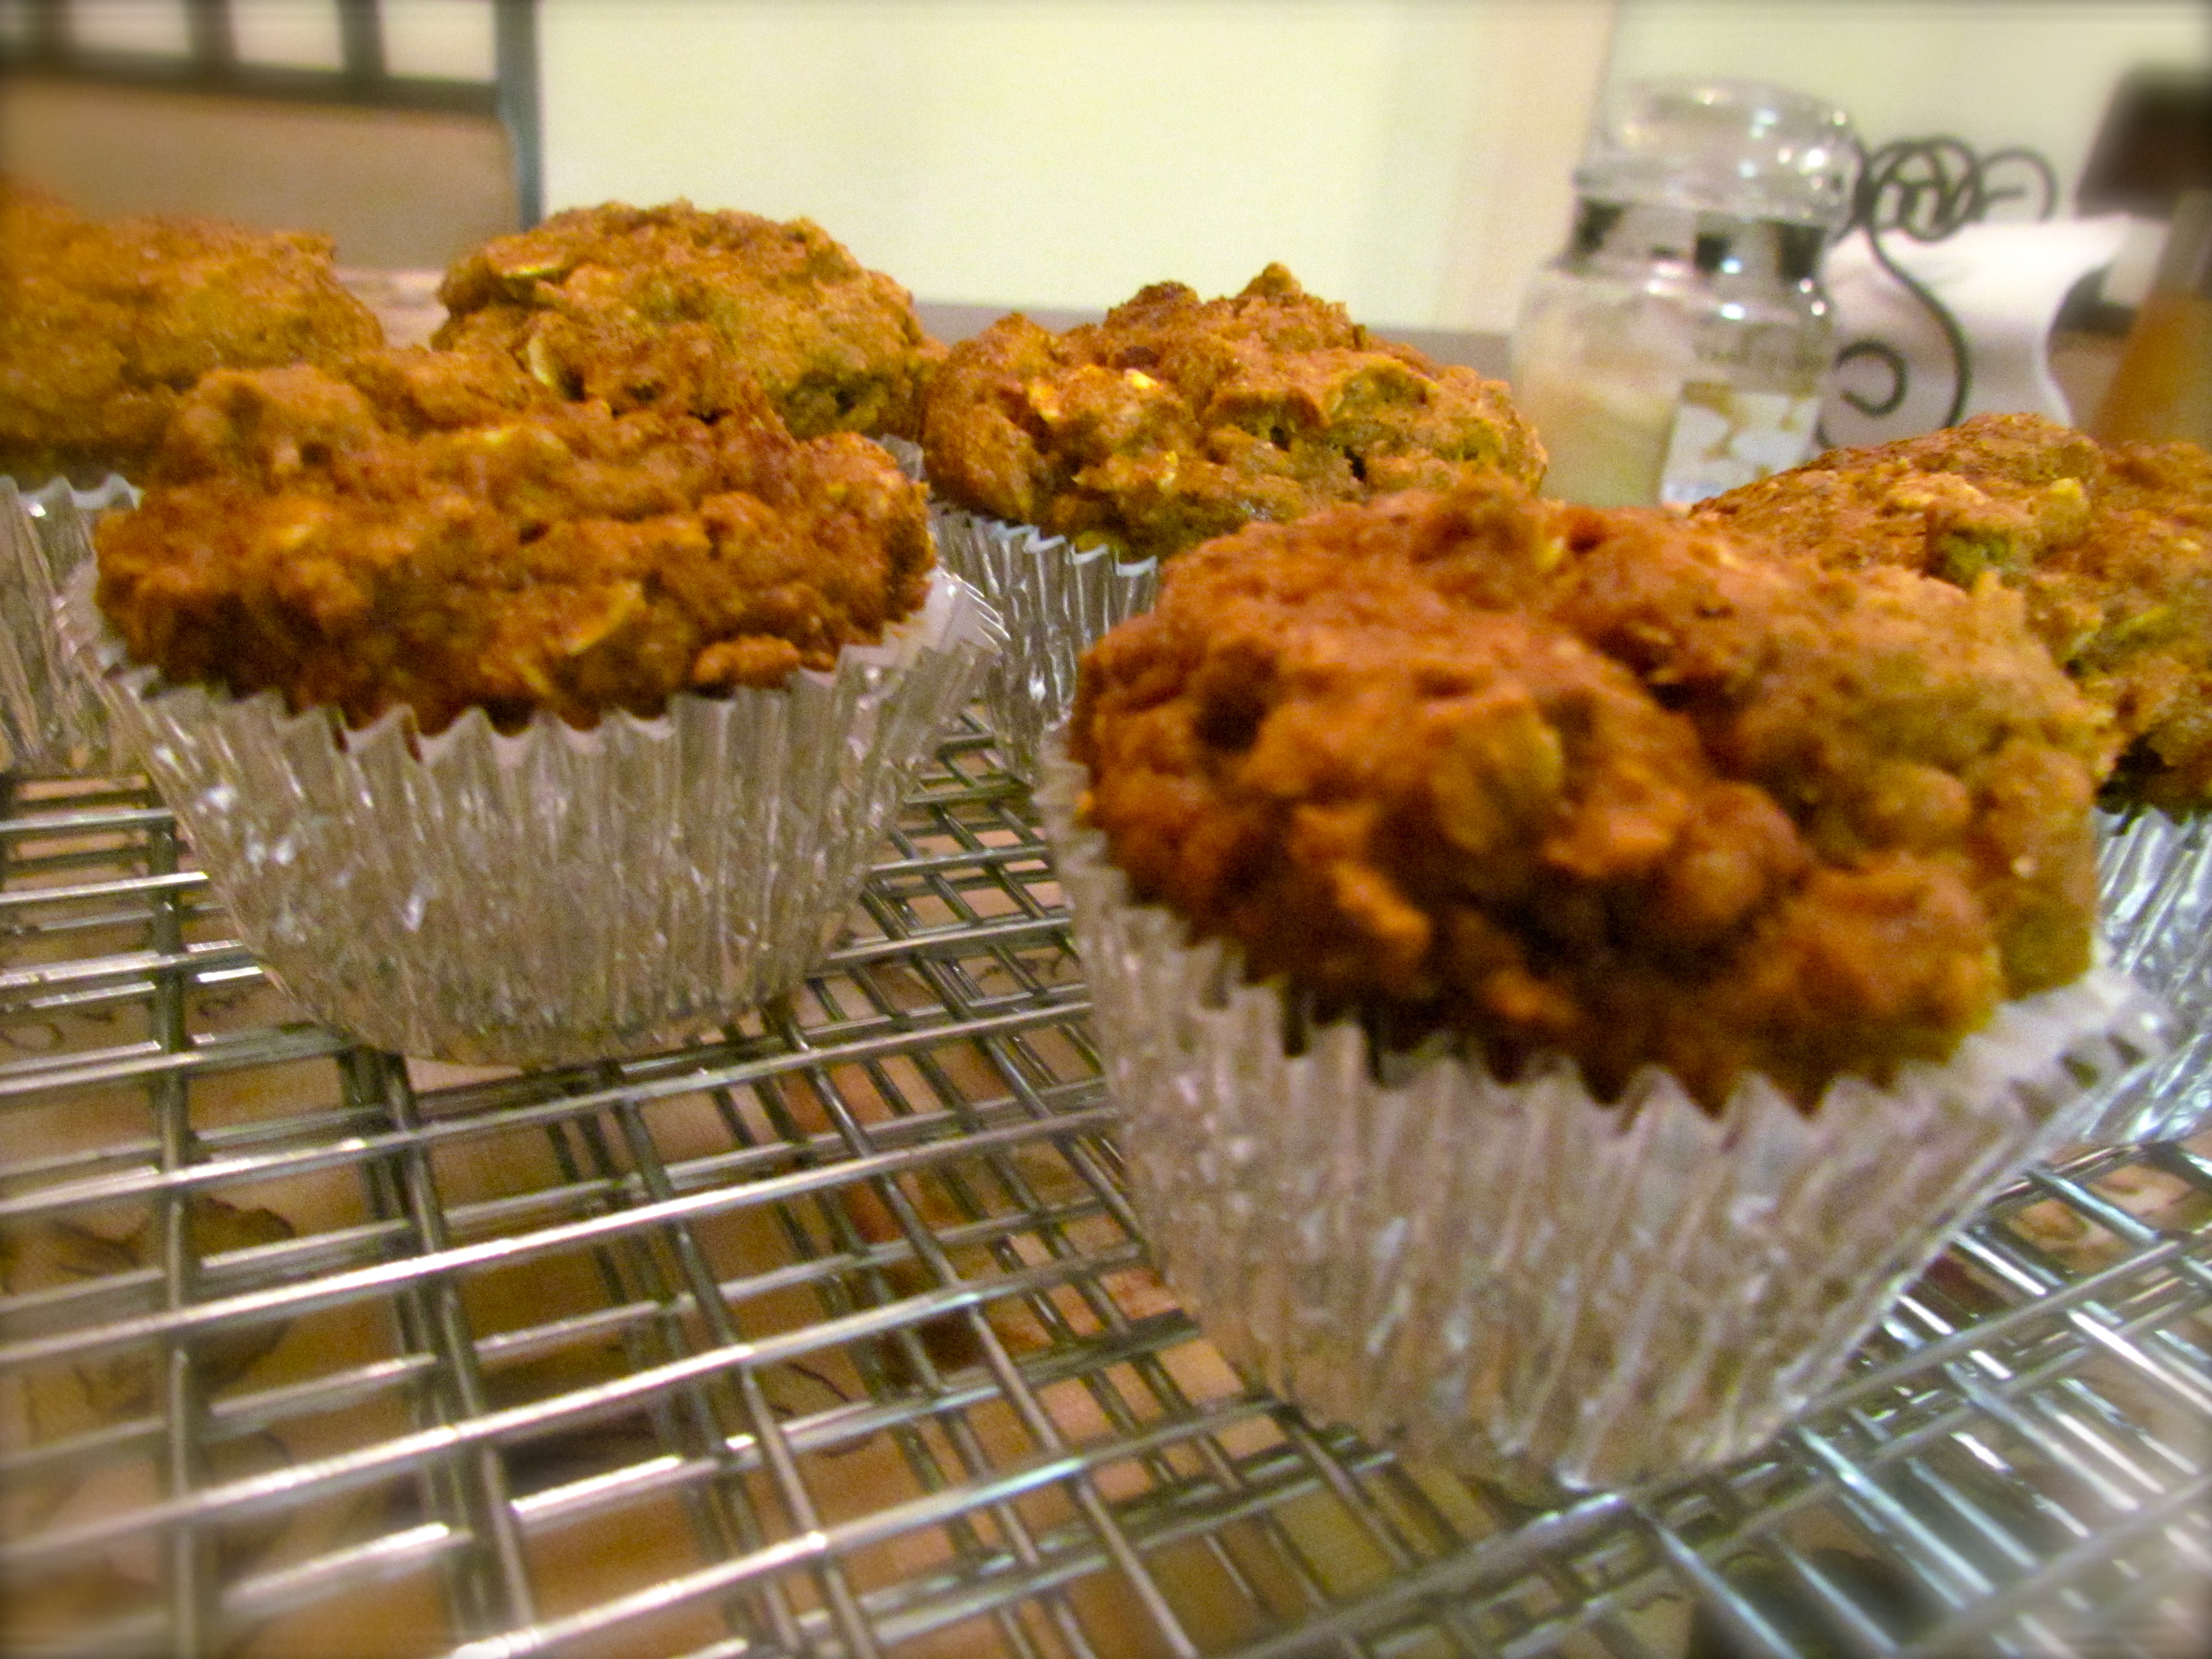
[1575,78,1858,227]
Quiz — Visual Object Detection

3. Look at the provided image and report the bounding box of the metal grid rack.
[2,722,2208,1659]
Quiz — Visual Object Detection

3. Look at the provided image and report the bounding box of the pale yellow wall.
[537,1,2203,333]
[5,2,2200,331]
[537,0,1617,334]
[1604,2,2211,201]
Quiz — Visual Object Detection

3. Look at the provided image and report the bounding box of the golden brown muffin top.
[922,265,1545,562]
[95,349,934,735]
[1072,473,2112,1112]
[434,200,941,441]
[1695,413,2212,812]
[0,176,384,482]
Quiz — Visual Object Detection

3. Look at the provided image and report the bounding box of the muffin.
[95,349,936,731]
[0,179,384,771]
[1693,414,2212,810]
[0,177,384,483]
[434,200,940,443]
[923,265,1545,777]
[1042,473,2161,1489]
[58,348,1001,1064]
[1695,414,2212,1141]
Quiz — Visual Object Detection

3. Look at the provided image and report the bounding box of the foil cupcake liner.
[1037,749,2167,1492]
[58,544,1004,1067]
[930,510,1158,781]
[2075,807,2212,1144]
[2,475,133,774]
[875,434,926,482]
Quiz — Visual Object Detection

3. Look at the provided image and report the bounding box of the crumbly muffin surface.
[923,265,1544,562]
[96,350,934,734]
[435,201,940,441]
[1695,413,2212,811]
[0,177,383,481]
[1071,475,2112,1111]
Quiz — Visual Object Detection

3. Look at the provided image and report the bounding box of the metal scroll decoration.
[1827,137,2060,436]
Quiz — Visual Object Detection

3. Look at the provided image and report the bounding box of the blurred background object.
[2076,62,2212,221]
[2090,186,2212,446]
[1811,58,2210,453]
[0,0,533,268]
[2055,63,2212,426]
[1507,76,1855,507]
[1813,139,2127,450]
[2072,66,2212,448]
[2,1,2206,349]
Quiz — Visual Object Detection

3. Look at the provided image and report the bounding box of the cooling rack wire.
[1,718,2207,1659]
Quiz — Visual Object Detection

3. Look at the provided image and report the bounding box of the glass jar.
[1512,79,1858,507]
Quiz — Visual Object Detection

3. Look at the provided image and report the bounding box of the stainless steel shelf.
[2,724,2208,1659]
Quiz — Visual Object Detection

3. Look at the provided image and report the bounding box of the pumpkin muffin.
[925,264,1543,564]
[435,200,939,442]
[1043,471,2158,1491]
[1071,471,2114,1110]
[0,176,382,482]
[95,348,934,735]
[1694,413,2212,811]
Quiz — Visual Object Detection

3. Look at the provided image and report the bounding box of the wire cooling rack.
[2,722,2208,1659]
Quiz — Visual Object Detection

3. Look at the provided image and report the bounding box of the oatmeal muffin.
[1045,473,2158,1488]
[1071,472,2115,1111]
[1693,413,2212,811]
[1694,416,2212,1143]
[0,176,384,482]
[61,347,996,1065]
[924,264,1544,563]
[95,348,935,734]
[434,201,939,442]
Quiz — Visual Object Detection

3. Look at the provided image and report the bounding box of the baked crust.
[435,201,940,441]
[922,265,1544,562]
[0,177,383,481]
[1071,473,2111,1110]
[95,350,934,734]
[1696,414,2212,811]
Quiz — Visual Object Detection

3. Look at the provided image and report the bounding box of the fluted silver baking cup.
[1038,750,2167,1492]
[2,475,132,774]
[875,434,926,482]
[930,510,1157,782]
[2073,807,2212,1144]
[58,550,1003,1066]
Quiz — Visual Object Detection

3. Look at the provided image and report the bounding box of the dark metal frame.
[0,0,541,224]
